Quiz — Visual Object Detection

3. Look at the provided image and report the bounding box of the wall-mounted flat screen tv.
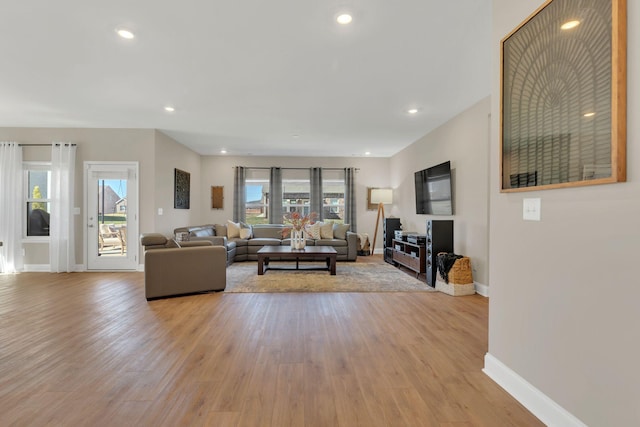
[415,161,453,215]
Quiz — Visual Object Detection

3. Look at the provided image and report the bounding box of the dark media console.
[392,237,426,278]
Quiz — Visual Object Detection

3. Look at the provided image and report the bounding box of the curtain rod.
[233,166,359,171]
[18,143,77,147]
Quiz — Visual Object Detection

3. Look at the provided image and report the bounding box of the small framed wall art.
[211,186,223,209]
[174,168,190,209]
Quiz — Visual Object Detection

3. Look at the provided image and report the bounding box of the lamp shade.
[370,188,393,205]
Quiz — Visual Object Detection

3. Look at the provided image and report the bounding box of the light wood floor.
[0,258,543,426]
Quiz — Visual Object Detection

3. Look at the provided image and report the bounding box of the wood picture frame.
[211,186,223,209]
[366,187,377,211]
[174,168,190,209]
[500,0,626,192]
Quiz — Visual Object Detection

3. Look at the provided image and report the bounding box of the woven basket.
[439,256,473,284]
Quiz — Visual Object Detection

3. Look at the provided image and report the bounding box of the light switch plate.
[157,208,163,216]
[523,198,541,221]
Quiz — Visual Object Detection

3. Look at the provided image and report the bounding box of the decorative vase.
[291,230,305,250]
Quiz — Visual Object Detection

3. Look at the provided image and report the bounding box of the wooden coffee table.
[257,245,337,275]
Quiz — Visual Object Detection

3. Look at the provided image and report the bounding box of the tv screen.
[415,161,453,215]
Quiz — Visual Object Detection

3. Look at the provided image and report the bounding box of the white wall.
[2,126,389,267]
[0,127,202,267]
[153,130,203,236]
[0,128,157,267]
[390,98,491,286]
[489,1,640,426]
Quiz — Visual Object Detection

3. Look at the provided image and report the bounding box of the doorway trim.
[84,161,139,271]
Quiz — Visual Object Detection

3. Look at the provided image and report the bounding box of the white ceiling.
[0,1,491,157]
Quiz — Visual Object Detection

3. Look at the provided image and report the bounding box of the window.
[282,169,310,216]
[323,169,345,223]
[24,163,51,238]
[245,168,270,225]
[241,167,350,225]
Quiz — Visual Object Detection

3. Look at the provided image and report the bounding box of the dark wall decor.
[174,168,190,209]
[501,0,626,192]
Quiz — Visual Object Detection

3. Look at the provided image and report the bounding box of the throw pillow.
[239,223,252,239]
[319,221,334,239]
[214,224,227,237]
[227,220,241,238]
[333,223,350,240]
[305,223,321,240]
[193,229,211,237]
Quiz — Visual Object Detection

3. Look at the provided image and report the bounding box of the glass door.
[85,162,138,270]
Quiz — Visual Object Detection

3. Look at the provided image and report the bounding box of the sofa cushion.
[215,224,228,237]
[305,223,321,240]
[193,228,214,237]
[239,222,253,239]
[239,227,252,239]
[318,222,334,239]
[333,223,350,240]
[252,225,285,239]
[316,238,348,247]
[248,237,281,246]
[229,237,248,247]
[227,220,241,238]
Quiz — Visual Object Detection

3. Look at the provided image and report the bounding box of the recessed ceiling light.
[292,134,300,138]
[583,112,596,117]
[116,28,135,39]
[561,20,580,30]
[407,108,419,114]
[220,149,227,154]
[164,106,175,112]
[365,152,371,156]
[337,14,353,25]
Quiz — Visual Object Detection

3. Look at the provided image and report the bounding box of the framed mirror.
[500,0,626,192]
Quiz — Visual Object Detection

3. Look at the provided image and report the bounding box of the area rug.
[224,261,435,293]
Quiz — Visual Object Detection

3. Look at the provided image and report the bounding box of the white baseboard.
[23,264,85,272]
[474,281,489,297]
[23,264,50,272]
[483,353,587,427]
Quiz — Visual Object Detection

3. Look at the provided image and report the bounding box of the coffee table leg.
[258,256,264,275]
[330,255,336,275]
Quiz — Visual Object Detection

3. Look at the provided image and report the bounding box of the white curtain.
[0,142,24,273]
[50,143,76,272]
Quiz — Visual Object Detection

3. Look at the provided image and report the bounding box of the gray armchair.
[141,233,226,300]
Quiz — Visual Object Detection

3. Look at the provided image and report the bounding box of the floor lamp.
[370,188,393,255]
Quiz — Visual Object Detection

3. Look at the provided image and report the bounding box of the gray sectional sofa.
[174,223,358,264]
